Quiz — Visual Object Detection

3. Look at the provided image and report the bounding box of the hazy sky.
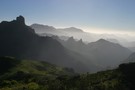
[0,0,135,34]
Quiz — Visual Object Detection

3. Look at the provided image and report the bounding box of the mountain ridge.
[54,36,132,68]
[0,16,98,73]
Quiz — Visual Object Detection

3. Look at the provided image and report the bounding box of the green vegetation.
[0,57,135,90]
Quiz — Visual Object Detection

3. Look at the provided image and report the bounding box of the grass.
[0,56,135,90]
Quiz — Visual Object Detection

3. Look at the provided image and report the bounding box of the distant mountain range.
[87,39,132,67]
[31,24,135,47]
[0,16,100,73]
[31,24,84,33]
[0,16,133,73]
[31,23,133,69]
[31,23,100,42]
[53,36,132,68]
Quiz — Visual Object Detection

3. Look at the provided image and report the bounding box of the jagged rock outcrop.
[16,15,25,25]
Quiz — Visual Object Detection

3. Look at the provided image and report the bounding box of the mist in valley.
[31,24,134,71]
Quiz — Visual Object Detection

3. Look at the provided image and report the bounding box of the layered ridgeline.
[0,16,100,73]
[31,23,97,41]
[1,56,135,90]
[31,24,84,34]
[87,39,131,67]
[31,24,132,68]
[123,52,135,63]
[53,36,132,68]
[31,24,135,48]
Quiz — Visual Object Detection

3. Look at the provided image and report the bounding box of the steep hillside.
[1,56,135,90]
[123,52,135,63]
[0,56,75,90]
[128,47,135,52]
[87,39,132,67]
[0,57,74,78]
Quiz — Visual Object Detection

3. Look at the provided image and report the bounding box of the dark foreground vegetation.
[0,56,135,90]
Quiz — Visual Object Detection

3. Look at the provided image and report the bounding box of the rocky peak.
[78,39,83,43]
[97,39,107,42]
[67,37,75,42]
[16,15,25,25]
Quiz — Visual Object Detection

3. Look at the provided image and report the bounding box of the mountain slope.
[1,56,135,90]
[0,57,74,78]
[0,16,98,73]
[87,39,132,67]
[0,56,76,89]
[128,47,135,52]
[55,37,132,68]
[123,52,135,63]
[30,24,62,35]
